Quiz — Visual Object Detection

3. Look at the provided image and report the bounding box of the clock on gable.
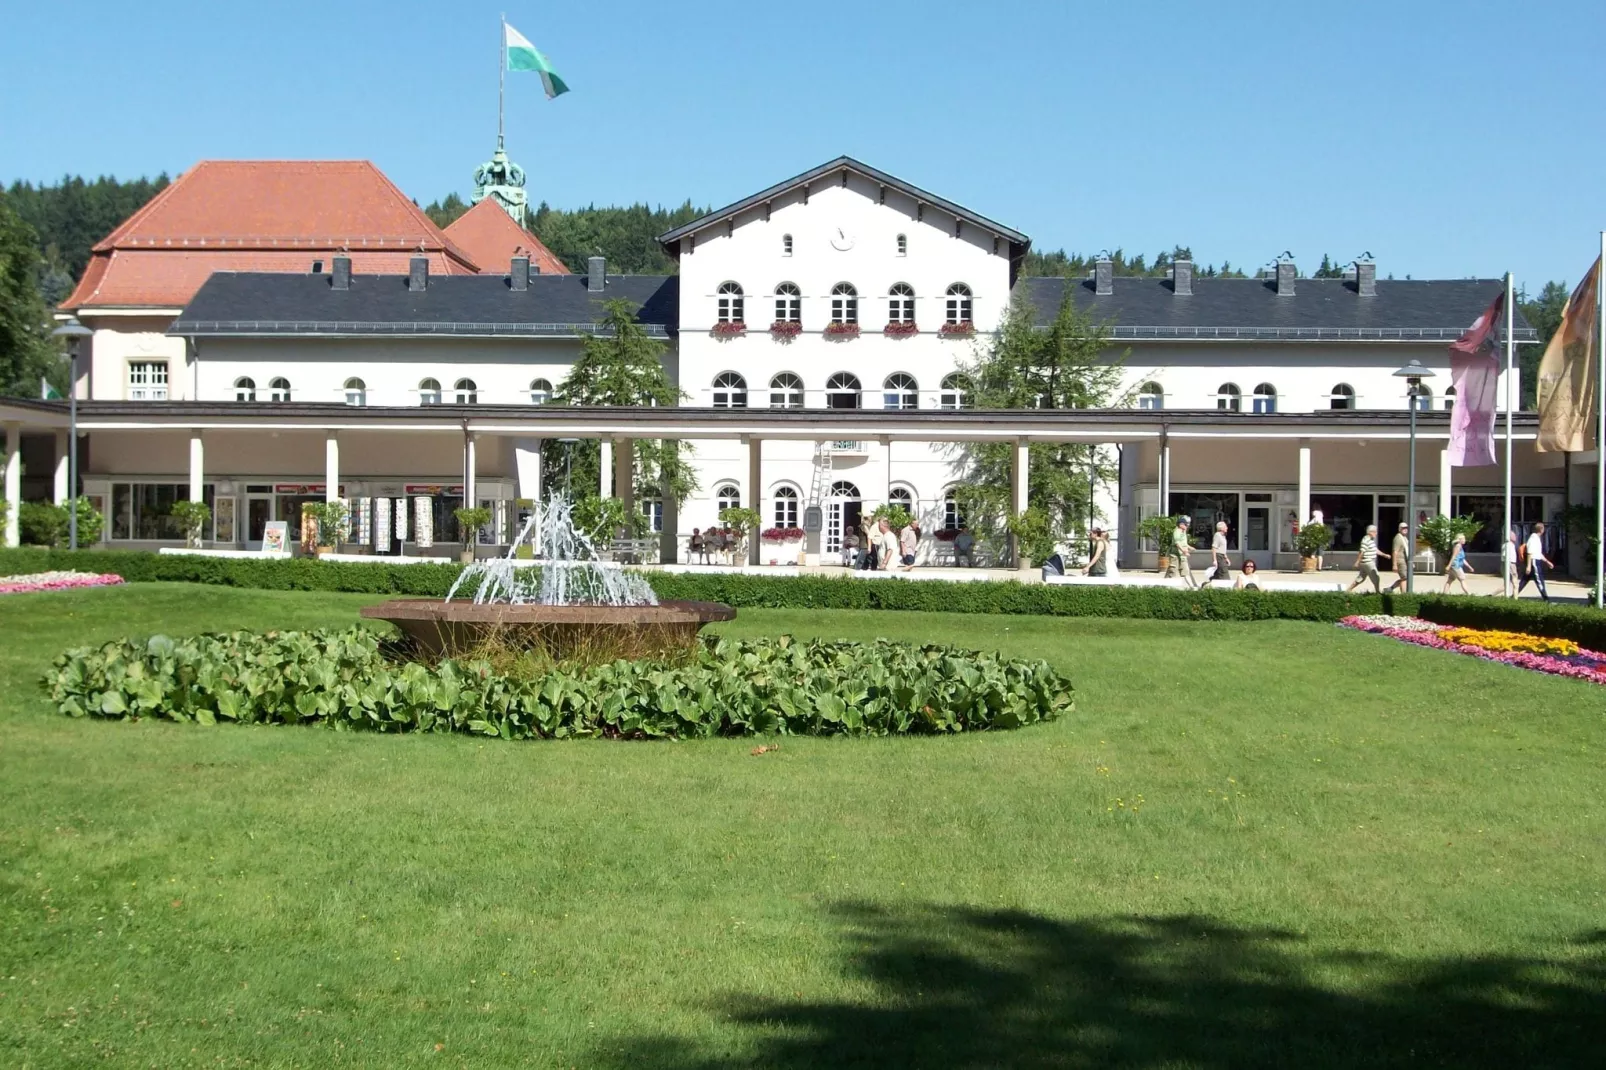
[829,227,856,252]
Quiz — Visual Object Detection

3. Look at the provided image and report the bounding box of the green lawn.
[1,584,1602,1068]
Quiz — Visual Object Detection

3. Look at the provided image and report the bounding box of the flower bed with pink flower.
[1339,615,1606,686]
[0,570,126,596]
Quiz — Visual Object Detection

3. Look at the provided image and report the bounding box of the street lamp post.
[1393,360,1436,594]
[50,318,92,550]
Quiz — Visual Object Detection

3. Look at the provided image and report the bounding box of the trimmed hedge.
[4,548,1600,643]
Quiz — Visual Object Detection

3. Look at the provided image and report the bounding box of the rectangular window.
[110,482,216,540]
[127,361,169,401]
[774,498,798,528]
[1170,493,1242,551]
[1450,494,1545,553]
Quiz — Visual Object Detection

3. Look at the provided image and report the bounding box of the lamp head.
[1392,359,1435,385]
[51,317,92,354]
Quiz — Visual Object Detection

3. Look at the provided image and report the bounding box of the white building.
[8,156,1589,573]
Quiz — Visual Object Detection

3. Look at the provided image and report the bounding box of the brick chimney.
[408,256,429,293]
[1094,256,1113,296]
[1275,256,1296,297]
[331,255,351,291]
[1355,258,1376,297]
[587,256,606,293]
[511,255,530,291]
[1172,258,1193,297]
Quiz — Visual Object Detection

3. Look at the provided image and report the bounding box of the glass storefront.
[110,483,217,541]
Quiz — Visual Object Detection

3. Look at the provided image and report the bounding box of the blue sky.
[4,0,1603,288]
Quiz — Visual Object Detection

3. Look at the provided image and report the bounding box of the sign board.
[260,521,288,555]
[802,506,824,533]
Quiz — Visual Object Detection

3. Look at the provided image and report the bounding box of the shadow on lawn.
[597,905,1605,1069]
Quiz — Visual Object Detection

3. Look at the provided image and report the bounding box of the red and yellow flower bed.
[1340,615,1606,686]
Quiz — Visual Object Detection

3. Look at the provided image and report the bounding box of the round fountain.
[361,495,734,660]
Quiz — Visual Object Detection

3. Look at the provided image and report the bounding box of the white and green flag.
[504,22,569,99]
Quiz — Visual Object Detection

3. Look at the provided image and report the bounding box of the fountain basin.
[361,598,736,660]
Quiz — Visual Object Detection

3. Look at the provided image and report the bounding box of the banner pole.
[1503,271,1515,597]
[498,14,506,150]
[1597,232,1605,609]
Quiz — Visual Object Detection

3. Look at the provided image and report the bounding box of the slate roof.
[169,270,677,338]
[1017,276,1537,343]
[443,200,570,277]
[657,156,1031,249]
[63,161,479,310]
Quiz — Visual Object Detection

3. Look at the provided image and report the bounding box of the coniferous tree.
[0,193,62,396]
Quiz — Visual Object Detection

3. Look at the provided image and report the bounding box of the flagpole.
[1596,231,1605,608]
[1503,271,1515,598]
[498,13,506,150]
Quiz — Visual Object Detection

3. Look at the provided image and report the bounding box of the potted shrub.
[718,506,763,565]
[870,502,914,533]
[453,505,492,563]
[169,500,212,549]
[1294,521,1333,573]
[1417,514,1485,572]
[303,500,348,557]
[1006,507,1055,571]
[18,502,65,547]
[1138,514,1176,572]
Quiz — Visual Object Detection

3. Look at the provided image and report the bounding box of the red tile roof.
[63,160,481,310]
[444,199,570,276]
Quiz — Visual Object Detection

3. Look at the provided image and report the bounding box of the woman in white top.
[1502,528,1519,597]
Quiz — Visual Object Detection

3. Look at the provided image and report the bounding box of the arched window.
[343,377,366,407]
[940,372,970,410]
[234,377,256,402]
[1329,383,1355,410]
[1444,386,1456,412]
[717,281,745,324]
[782,233,793,257]
[830,282,858,325]
[529,378,553,404]
[773,485,800,528]
[268,377,291,403]
[830,481,861,498]
[1411,384,1433,412]
[945,283,973,325]
[716,484,741,514]
[826,372,862,410]
[1215,383,1241,412]
[888,283,915,325]
[419,378,442,406]
[454,378,478,404]
[1137,381,1164,410]
[769,372,803,409]
[888,486,914,511]
[1252,383,1277,414]
[896,233,908,256]
[774,282,801,324]
[884,372,918,410]
[712,371,748,409]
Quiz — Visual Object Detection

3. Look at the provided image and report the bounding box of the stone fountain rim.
[360,598,736,625]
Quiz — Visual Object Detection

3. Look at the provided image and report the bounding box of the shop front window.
[110,483,217,541]
[1169,492,1241,550]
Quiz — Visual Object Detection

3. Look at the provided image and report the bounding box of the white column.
[1011,437,1030,569]
[1297,441,1312,528]
[514,438,543,502]
[4,423,20,549]
[1160,443,1172,515]
[614,437,634,519]
[1438,448,1452,518]
[462,433,477,507]
[747,436,763,565]
[189,430,205,502]
[599,438,613,498]
[53,430,69,505]
[325,432,340,503]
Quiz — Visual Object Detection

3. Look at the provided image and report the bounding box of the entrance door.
[1243,504,1274,567]
[245,495,273,549]
[825,481,862,559]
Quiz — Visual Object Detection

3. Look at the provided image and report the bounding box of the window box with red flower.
[939,321,976,338]
[711,320,747,339]
[769,320,802,342]
[882,321,919,338]
[823,321,861,340]
[933,528,960,543]
[761,526,806,543]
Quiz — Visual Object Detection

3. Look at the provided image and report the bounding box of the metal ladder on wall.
[807,439,835,510]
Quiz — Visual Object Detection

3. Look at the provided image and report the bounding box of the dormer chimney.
[331,255,351,291]
[510,255,530,291]
[1172,258,1193,297]
[408,256,429,293]
[1275,256,1296,297]
[1094,256,1113,297]
[587,256,606,293]
[1355,258,1377,297]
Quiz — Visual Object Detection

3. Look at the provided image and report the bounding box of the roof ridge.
[356,160,482,272]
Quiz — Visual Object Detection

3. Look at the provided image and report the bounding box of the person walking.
[1440,533,1474,595]
[1169,515,1197,589]
[1384,522,1412,593]
[1082,527,1109,577]
[1207,520,1232,584]
[1346,523,1385,594]
[875,517,898,571]
[1309,507,1326,570]
[1502,527,1520,597]
[859,515,878,570]
[1517,522,1553,601]
[899,520,920,572]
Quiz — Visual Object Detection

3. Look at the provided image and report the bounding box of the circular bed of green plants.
[42,629,1072,740]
